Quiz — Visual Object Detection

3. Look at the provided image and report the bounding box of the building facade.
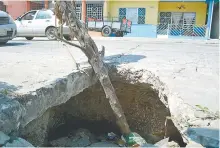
[1,0,217,39]
[1,0,48,19]
[75,0,215,39]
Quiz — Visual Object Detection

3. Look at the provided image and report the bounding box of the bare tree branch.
[55,0,131,136]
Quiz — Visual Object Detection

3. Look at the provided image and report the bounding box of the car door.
[15,11,37,36]
[32,10,54,36]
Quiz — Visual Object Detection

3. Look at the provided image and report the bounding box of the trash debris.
[121,132,146,147]
[116,139,126,147]
[108,132,117,140]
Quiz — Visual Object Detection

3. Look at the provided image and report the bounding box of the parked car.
[0,11,17,44]
[15,9,71,40]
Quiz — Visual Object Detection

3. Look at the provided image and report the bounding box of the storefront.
[157,1,207,38]
[106,0,159,37]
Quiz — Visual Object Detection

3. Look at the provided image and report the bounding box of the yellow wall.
[159,2,207,25]
[108,1,159,25]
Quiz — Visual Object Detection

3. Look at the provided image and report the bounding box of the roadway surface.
[0,37,219,112]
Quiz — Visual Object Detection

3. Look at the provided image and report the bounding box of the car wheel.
[0,41,8,45]
[46,27,57,40]
[25,37,34,40]
[64,35,72,41]
[101,26,112,37]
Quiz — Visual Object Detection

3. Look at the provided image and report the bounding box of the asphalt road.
[0,37,219,112]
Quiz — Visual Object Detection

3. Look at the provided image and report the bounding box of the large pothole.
[19,70,185,147]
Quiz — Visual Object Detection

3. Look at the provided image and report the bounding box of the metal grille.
[138,8,145,24]
[86,4,103,20]
[159,12,172,24]
[119,8,126,21]
[30,1,44,10]
[7,31,13,37]
[0,17,9,25]
[157,24,207,37]
[159,12,196,26]
[157,23,168,35]
[76,4,82,20]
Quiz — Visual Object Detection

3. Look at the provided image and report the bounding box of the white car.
[15,9,71,40]
[0,11,17,44]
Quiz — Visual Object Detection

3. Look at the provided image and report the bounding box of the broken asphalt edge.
[0,63,219,147]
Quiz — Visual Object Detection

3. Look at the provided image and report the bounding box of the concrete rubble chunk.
[154,138,180,148]
[0,131,10,145]
[89,141,119,147]
[0,94,25,134]
[194,110,217,119]
[50,128,95,147]
[4,137,34,147]
[186,140,204,147]
[154,138,169,147]
[50,136,92,147]
[50,137,73,147]
[76,135,91,147]
[167,141,180,148]
[186,127,219,148]
[142,143,157,147]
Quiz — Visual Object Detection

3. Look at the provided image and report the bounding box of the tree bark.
[55,1,131,135]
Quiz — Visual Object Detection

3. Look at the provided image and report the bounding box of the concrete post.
[206,0,214,39]
[26,1,31,11]
[103,0,109,20]
[82,0,86,22]
[44,0,48,9]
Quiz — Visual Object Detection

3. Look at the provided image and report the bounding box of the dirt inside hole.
[20,80,186,147]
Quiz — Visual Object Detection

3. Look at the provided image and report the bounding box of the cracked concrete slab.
[0,37,219,146]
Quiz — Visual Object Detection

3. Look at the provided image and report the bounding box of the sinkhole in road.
[21,73,186,147]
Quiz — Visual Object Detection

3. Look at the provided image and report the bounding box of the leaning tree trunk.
[55,1,131,136]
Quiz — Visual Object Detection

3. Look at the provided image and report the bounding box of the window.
[158,12,196,36]
[119,8,146,24]
[21,11,37,20]
[35,10,52,19]
[30,1,44,10]
[86,4,103,20]
[138,8,146,24]
[159,12,196,25]
[76,4,82,20]
[119,8,126,21]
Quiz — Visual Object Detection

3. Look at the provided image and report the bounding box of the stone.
[4,137,34,147]
[142,143,157,147]
[186,127,219,148]
[194,110,216,119]
[50,133,92,147]
[154,138,180,148]
[50,137,71,147]
[0,95,24,134]
[76,135,91,147]
[50,136,80,147]
[89,141,119,147]
[154,138,169,147]
[167,141,180,148]
[0,131,10,145]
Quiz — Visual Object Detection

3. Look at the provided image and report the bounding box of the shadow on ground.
[0,42,29,47]
[104,54,146,65]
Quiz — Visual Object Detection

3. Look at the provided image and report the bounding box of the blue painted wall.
[124,24,157,38]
